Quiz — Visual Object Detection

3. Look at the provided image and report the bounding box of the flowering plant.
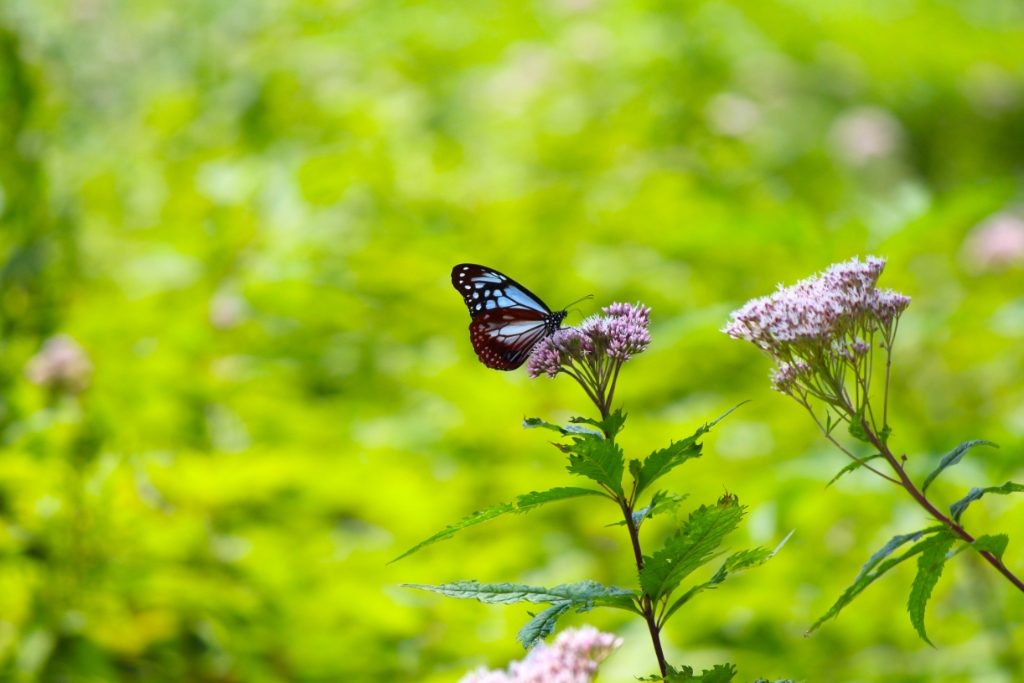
[725,256,1024,642]
[458,626,622,683]
[397,303,788,682]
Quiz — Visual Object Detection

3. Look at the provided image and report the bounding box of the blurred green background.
[1,0,1023,681]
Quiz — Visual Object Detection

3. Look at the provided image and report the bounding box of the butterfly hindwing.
[451,264,567,370]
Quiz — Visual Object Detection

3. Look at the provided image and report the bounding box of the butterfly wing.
[451,264,564,370]
[451,264,554,317]
[469,309,553,370]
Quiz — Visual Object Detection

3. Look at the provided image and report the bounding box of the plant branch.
[619,496,669,678]
[861,420,1024,594]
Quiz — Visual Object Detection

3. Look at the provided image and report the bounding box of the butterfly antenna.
[562,293,594,318]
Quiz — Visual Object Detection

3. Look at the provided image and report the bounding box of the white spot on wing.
[499,321,543,336]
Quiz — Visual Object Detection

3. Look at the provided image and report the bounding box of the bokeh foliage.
[1,0,1023,681]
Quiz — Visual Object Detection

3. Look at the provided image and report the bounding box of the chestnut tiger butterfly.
[451,264,580,370]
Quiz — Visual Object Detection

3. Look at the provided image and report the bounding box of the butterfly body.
[451,264,567,370]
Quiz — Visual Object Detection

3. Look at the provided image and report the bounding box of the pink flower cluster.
[25,334,93,394]
[527,302,651,379]
[459,627,622,683]
[722,256,910,394]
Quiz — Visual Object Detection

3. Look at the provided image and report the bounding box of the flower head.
[459,626,622,683]
[26,334,93,394]
[528,302,650,379]
[962,210,1024,272]
[723,256,906,356]
[527,302,650,417]
[724,256,909,404]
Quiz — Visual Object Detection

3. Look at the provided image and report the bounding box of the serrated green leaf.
[571,409,627,438]
[523,417,602,437]
[630,405,745,497]
[565,434,625,496]
[390,486,606,563]
[854,527,944,582]
[389,502,515,564]
[662,531,792,624]
[921,440,998,492]
[826,453,882,487]
[808,535,933,634]
[640,495,745,601]
[517,602,571,649]
[653,663,737,682]
[515,486,610,508]
[632,404,744,499]
[951,534,1009,561]
[402,579,638,611]
[607,491,687,528]
[908,530,956,645]
[634,439,703,500]
[949,481,1024,522]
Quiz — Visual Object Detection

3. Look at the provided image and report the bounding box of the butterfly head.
[547,309,568,334]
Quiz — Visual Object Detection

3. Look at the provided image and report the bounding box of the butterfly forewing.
[451,264,567,370]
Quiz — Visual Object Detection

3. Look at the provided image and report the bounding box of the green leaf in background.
[949,481,1024,522]
[921,440,998,492]
[808,532,936,634]
[951,534,1009,561]
[632,404,744,499]
[390,486,607,563]
[907,530,956,645]
[640,495,745,601]
[565,434,626,497]
[826,453,882,487]
[607,491,687,528]
[662,531,792,624]
[516,603,572,649]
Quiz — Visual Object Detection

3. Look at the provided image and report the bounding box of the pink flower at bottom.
[459,627,623,683]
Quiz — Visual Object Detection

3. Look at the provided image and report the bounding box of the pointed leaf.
[639,495,745,601]
[390,502,514,563]
[908,530,956,645]
[391,487,606,563]
[515,486,610,507]
[921,440,998,492]
[951,534,1009,561]
[854,527,944,582]
[826,453,882,487]
[634,439,703,500]
[653,663,737,682]
[949,481,1024,522]
[402,579,637,611]
[523,417,602,437]
[570,409,627,439]
[632,404,744,499]
[517,603,572,649]
[808,535,933,633]
[565,434,625,496]
[662,531,791,624]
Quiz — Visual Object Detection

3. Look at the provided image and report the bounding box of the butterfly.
[451,264,568,370]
